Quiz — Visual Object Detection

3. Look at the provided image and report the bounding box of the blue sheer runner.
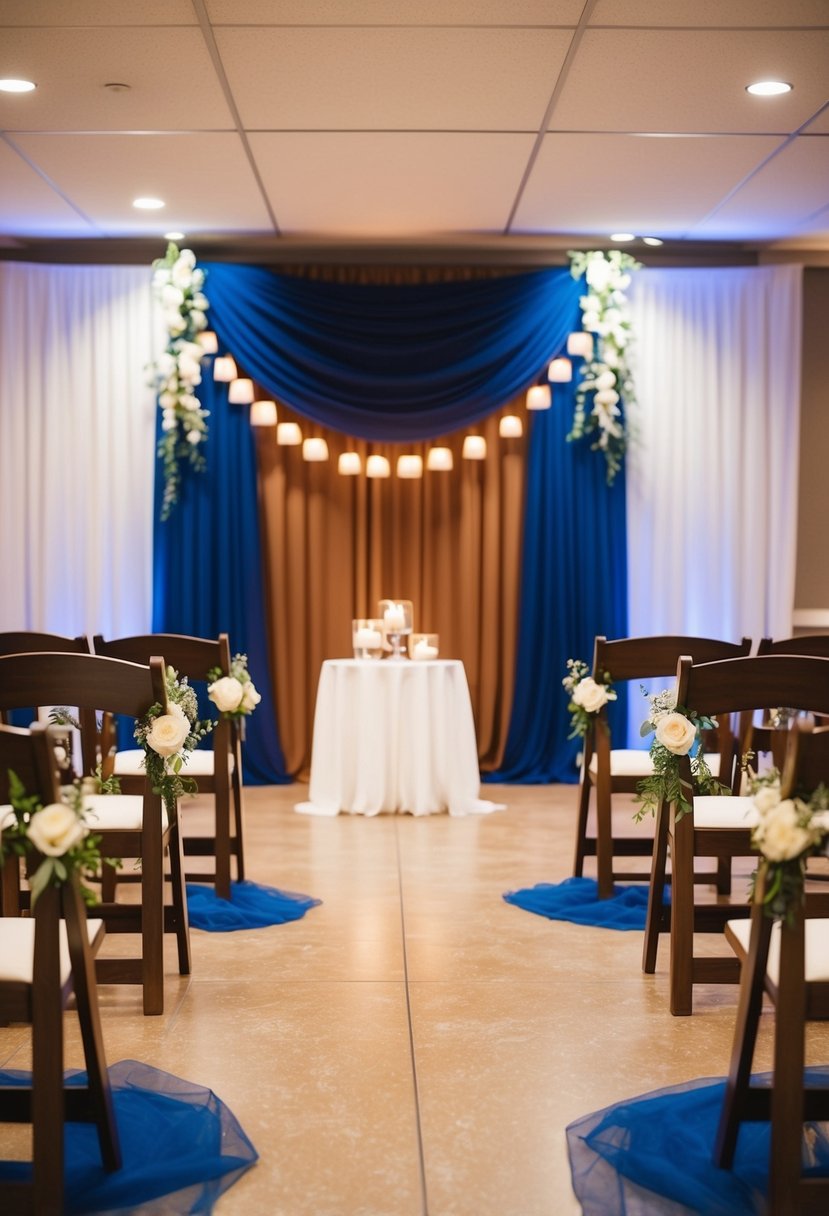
[503,877,653,931]
[567,1068,829,1215]
[186,879,321,932]
[0,1059,257,1213]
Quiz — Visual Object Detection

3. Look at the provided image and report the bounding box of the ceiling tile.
[590,0,829,27]
[248,131,535,235]
[692,135,829,240]
[217,26,572,130]
[10,133,275,235]
[0,28,233,131]
[512,132,782,237]
[0,139,96,236]
[805,106,829,134]
[551,29,829,134]
[206,0,582,24]
[0,0,196,23]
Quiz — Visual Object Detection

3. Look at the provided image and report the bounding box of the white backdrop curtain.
[0,263,160,637]
[626,264,802,654]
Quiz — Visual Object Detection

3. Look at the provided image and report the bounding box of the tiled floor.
[5,783,829,1215]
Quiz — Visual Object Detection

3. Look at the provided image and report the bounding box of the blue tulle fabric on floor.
[0,1059,257,1214]
[186,879,321,931]
[567,1068,829,1216]
[503,876,659,930]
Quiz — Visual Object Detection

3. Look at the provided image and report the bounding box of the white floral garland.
[567,250,641,484]
[148,242,211,519]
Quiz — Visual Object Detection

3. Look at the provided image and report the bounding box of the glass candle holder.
[378,598,413,660]
[352,618,385,660]
[409,633,440,661]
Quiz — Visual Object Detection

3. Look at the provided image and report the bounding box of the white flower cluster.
[751,777,829,863]
[148,243,211,518]
[27,801,88,857]
[563,658,616,739]
[568,250,641,483]
[207,653,262,718]
[146,699,191,760]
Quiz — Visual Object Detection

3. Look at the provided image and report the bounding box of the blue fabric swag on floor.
[186,879,321,931]
[503,876,660,931]
[0,1059,257,1214]
[567,1068,829,1216]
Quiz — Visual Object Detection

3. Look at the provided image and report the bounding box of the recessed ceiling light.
[746,80,792,96]
[0,78,36,93]
[610,233,635,243]
[642,237,664,246]
[133,197,165,210]
[164,231,185,241]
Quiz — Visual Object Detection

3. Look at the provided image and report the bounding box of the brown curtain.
[255,405,527,778]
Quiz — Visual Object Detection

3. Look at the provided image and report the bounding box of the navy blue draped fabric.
[152,372,288,785]
[488,377,628,783]
[203,264,582,440]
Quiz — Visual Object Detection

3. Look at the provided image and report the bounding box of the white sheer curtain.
[0,263,161,637]
[626,264,802,648]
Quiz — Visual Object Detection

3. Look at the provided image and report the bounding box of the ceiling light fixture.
[133,196,164,210]
[164,231,185,241]
[746,80,792,96]
[610,233,635,243]
[0,78,36,93]
[642,237,664,246]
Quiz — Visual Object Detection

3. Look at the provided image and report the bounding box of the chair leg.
[63,881,121,1171]
[572,774,592,879]
[141,801,165,1017]
[100,861,118,903]
[31,886,66,1216]
[669,810,695,1016]
[642,799,670,974]
[214,720,232,901]
[1,853,21,916]
[716,856,732,897]
[594,777,614,900]
[231,734,246,882]
[769,915,807,1215]
[713,906,772,1167]
[167,815,192,977]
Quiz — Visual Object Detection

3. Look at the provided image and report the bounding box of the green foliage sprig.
[634,686,731,821]
[567,250,641,484]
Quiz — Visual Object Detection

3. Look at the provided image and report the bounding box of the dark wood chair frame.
[0,722,120,1216]
[662,654,829,1016]
[0,651,189,1016]
[574,634,751,901]
[92,632,245,902]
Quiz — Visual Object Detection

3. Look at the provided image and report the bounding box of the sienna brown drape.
[255,405,527,778]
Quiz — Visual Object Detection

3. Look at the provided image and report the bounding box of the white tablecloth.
[295,659,505,817]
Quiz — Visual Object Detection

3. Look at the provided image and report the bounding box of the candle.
[413,639,439,660]
[354,627,382,649]
[384,605,405,630]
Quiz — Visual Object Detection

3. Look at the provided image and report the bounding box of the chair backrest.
[0,653,168,777]
[92,633,230,682]
[0,722,62,806]
[780,721,829,799]
[677,654,829,729]
[593,635,752,683]
[0,631,91,657]
[757,635,829,659]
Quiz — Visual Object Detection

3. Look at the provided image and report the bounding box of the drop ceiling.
[0,0,827,260]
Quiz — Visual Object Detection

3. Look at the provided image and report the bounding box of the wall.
[794,268,829,633]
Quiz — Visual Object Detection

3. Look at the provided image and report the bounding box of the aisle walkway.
[5,784,829,1215]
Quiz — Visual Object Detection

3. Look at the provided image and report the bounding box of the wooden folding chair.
[0,652,189,1016]
[93,633,245,901]
[664,654,829,1016]
[0,722,120,1215]
[715,720,829,1215]
[573,634,751,900]
[0,632,91,729]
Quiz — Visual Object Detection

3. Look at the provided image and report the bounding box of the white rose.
[177,249,197,269]
[594,388,620,408]
[171,262,193,290]
[153,267,172,289]
[27,803,86,857]
[161,415,177,432]
[169,700,190,725]
[603,307,622,327]
[159,391,177,408]
[583,311,600,331]
[759,799,815,862]
[655,712,697,756]
[186,430,201,444]
[177,354,202,380]
[596,371,616,392]
[571,677,612,714]
[241,681,261,711]
[753,784,782,815]
[158,352,177,377]
[586,258,613,292]
[146,710,190,758]
[190,309,207,330]
[167,314,187,335]
[192,293,208,310]
[208,676,244,713]
[161,284,184,309]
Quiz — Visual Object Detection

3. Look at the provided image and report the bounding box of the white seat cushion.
[111,748,232,777]
[589,751,722,779]
[727,917,829,984]
[82,794,168,832]
[0,917,104,984]
[692,794,756,829]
